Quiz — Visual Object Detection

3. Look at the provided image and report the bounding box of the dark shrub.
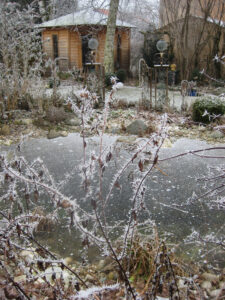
[105,73,116,87]
[192,97,225,123]
[58,72,72,80]
[116,69,127,83]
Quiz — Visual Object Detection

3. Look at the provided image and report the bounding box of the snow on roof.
[206,16,225,27]
[38,8,135,28]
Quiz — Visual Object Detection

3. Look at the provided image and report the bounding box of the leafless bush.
[46,106,67,123]
[0,80,167,298]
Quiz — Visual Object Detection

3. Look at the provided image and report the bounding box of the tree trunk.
[104,0,120,74]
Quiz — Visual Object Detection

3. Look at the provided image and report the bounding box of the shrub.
[33,117,50,129]
[192,97,225,123]
[0,124,10,135]
[46,106,66,123]
[116,69,127,83]
[105,72,116,87]
[58,72,72,80]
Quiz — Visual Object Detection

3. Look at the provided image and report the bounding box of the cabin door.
[82,35,92,66]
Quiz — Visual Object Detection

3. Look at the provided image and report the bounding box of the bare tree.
[38,0,79,22]
[118,0,160,75]
[104,0,120,73]
[159,0,225,79]
[50,0,79,18]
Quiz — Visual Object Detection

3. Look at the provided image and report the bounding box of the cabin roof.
[38,8,135,28]
[204,16,225,27]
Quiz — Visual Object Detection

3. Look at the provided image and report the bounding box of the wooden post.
[149,68,152,109]
[102,65,105,102]
[155,69,157,110]
[68,30,71,70]
[166,66,169,108]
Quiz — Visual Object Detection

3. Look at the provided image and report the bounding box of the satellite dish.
[156,40,168,52]
[88,38,99,50]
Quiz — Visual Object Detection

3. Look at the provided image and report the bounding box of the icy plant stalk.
[67,88,98,189]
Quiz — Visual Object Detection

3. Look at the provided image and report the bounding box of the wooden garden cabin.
[39,9,135,72]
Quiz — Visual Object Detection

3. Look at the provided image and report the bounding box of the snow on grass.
[74,284,120,299]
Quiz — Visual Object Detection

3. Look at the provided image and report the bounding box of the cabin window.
[52,35,58,60]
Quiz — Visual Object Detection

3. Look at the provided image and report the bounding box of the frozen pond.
[1,134,224,267]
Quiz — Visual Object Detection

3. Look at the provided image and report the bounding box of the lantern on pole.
[156,40,168,65]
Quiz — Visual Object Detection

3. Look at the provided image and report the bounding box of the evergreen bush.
[58,72,72,80]
[192,97,225,123]
[105,72,116,86]
[116,69,127,83]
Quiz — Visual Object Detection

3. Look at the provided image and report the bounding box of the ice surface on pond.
[1,134,224,265]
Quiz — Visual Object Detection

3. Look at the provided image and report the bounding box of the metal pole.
[155,68,157,110]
